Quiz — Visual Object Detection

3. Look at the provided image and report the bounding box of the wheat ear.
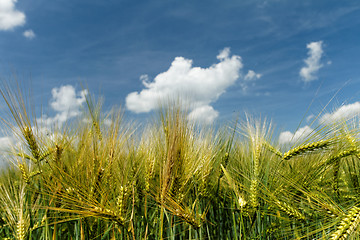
[116,186,128,218]
[282,140,330,160]
[18,163,29,184]
[249,143,261,209]
[16,217,25,240]
[274,200,305,221]
[330,206,360,240]
[326,149,357,165]
[23,126,40,162]
[91,206,125,226]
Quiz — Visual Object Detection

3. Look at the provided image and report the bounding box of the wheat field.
[1,88,360,239]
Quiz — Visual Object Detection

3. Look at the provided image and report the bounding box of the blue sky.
[1,0,360,141]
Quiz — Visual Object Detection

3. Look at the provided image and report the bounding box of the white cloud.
[242,70,262,91]
[280,102,360,144]
[306,114,315,123]
[40,85,88,126]
[217,47,231,60]
[320,102,360,124]
[187,105,219,124]
[244,70,261,81]
[23,29,35,39]
[0,0,26,31]
[279,125,313,145]
[125,48,243,123]
[299,41,324,82]
[139,74,150,87]
[0,136,13,150]
[103,118,112,127]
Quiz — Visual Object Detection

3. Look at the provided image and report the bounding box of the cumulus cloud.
[0,0,26,31]
[23,29,35,39]
[40,85,88,126]
[244,70,262,81]
[217,47,231,60]
[299,41,324,82]
[279,125,313,145]
[0,85,87,163]
[126,48,243,123]
[187,105,219,124]
[320,102,360,124]
[280,102,360,144]
[0,136,13,150]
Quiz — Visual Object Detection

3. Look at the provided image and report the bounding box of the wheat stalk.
[263,141,282,158]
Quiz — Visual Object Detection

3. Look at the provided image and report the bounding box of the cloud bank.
[0,85,87,155]
[320,102,360,124]
[299,41,324,82]
[40,85,88,126]
[126,48,244,123]
[279,102,360,144]
[279,125,314,145]
[0,0,25,31]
